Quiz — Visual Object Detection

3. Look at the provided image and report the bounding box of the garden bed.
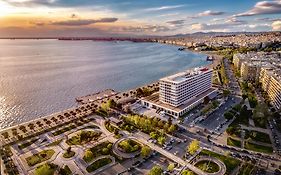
[86,157,112,173]
[26,149,55,167]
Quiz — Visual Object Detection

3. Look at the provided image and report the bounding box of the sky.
[0,0,281,37]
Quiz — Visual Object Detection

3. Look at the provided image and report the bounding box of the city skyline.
[0,0,281,37]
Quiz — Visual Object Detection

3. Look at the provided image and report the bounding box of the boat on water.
[206,56,214,61]
[178,47,185,51]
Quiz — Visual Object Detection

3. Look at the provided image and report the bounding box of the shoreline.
[0,42,221,137]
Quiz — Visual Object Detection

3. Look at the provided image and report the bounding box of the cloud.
[51,18,118,26]
[272,20,281,30]
[166,20,185,25]
[235,0,281,17]
[198,10,225,17]
[144,5,185,12]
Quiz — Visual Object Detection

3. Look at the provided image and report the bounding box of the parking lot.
[198,95,242,133]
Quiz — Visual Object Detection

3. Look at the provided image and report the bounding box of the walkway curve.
[113,137,142,159]
[193,156,226,175]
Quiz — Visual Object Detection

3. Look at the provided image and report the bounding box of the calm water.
[0,39,208,129]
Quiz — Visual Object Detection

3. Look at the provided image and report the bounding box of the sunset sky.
[0,0,281,37]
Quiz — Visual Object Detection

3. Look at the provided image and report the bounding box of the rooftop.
[142,88,217,113]
[160,67,211,83]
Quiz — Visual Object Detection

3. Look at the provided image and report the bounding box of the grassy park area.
[86,157,112,173]
[245,130,271,144]
[199,150,240,174]
[83,141,113,163]
[227,137,241,148]
[26,149,55,167]
[35,163,57,175]
[18,138,39,150]
[238,163,255,175]
[118,139,141,153]
[66,130,102,145]
[244,142,273,154]
[195,160,220,173]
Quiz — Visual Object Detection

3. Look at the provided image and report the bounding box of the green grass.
[52,124,76,136]
[66,130,102,145]
[86,157,112,173]
[35,163,57,175]
[118,139,141,153]
[63,150,75,158]
[246,131,271,144]
[18,138,39,150]
[238,163,255,175]
[59,165,72,175]
[83,141,113,163]
[195,160,220,173]
[227,137,241,148]
[199,150,240,174]
[244,142,273,154]
[26,149,55,167]
[47,139,63,147]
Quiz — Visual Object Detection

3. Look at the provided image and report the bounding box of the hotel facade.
[141,67,217,118]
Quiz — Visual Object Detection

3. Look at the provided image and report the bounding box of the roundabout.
[113,137,142,159]
[193,156,226,175]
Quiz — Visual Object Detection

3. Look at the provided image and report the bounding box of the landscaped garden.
[66,130,102,145]
[34,163,57,175]
[118,139,141,153]
[18,138,39,150]
[83,141,113,163]
[58,165,72,175]
[244,141,273,154]
[199,150,240,174]
[26,149,55,166]
[63,147,75,158]
[47,139,63,147]
[245,130,271,144]
[195,160,220,173]
[86,157,112,173]
[227,137,241,148]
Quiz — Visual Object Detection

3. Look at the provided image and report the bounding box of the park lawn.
[238,163,255,175]
[63,150,75,158]
[199,150,240,174]
[244,142,273,154]
[52,124,76,136]
[195,160,220,173]
[227,137,241,148]
[86,157,112,173]
[35,163,57,175]
[118,139,141,153]
[66,130,102,145]
[247,131,271,144]
[26,149,55,167]
[59,165,72,175]
[18,138,39,150]
[83,141,113,163]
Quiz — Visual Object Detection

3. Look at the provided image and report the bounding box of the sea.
[0,39,209,129]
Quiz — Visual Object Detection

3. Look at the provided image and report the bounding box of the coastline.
[0,41,218,144]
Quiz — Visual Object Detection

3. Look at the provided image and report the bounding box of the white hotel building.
[141,67,217,118]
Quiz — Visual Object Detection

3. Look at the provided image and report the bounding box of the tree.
[224,112,234,120]
[84,149,93,161]
[141,146,151,158]
[187,140,200,155]
[223,90,231,97]
[157,136,166,145]
[149,165,163,175]
[150,132,157,139]
[167,163,175,172]
[181,170,194,175]
[107,99,117,108]
[226,126,235,135]
[168,124,177,133]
